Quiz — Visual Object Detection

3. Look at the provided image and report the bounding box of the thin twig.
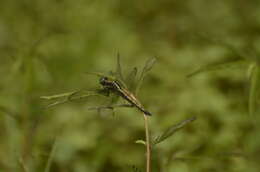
[44,137,58,172]
[18,157,29,172]
[143,114,151,172]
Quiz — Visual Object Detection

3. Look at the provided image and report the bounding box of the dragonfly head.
[99,77,109,86]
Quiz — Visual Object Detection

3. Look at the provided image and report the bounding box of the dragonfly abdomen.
[117,89,152,116]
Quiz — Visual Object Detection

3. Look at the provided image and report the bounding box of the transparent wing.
[115,53,125,83]
[112,53,128,88]
[135,57,157,95]
[125,67,138,92]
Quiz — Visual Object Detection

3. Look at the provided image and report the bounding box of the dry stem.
[143,114,151,172]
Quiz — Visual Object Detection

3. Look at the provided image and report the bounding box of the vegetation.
[0,0,260,171]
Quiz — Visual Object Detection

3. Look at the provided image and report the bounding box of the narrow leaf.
[187,57,246,78]
[44,138,58,172]
[44,99,69,109]
[43,89,106,109]
[153,116,196,145]
[68,90,106,101]
[18,157,29,172]
[40,91,77,100]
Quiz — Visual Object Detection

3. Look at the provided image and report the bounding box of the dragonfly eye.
[100,77,108,85]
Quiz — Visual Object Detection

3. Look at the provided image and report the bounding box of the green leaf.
[40,91,77,100]
[135,57,157,95]
[135,139,146,145]
[153,116,196,145]
[44,99,69,109]
[187,57,247,78]
[248,63,260,118]
[42,89,106,109]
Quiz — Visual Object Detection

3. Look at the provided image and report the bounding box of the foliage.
[0,0,260,172]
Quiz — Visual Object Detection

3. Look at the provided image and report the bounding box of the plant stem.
[143,114,151,172]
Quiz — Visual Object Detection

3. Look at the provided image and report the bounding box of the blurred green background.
[1,0,260,171]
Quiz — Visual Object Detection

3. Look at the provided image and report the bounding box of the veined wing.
[125,67,138,93]
[112,53,128,88]
[134,57,156,95]
[119,57,156,95]
[116,53,125,83]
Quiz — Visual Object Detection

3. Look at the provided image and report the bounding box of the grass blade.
[40,91,78,100]
[44,99,69,109]
[44,138,58,172]
[43,89,106,109]
[18,157,29,172]
[153,116,196,145]
[187,57,246,78]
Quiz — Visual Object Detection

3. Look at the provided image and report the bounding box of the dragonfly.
[87,55,156,116]
[99,76,152,115]
[41,54,156,116]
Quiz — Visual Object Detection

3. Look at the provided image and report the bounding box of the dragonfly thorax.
[99,77,120,90]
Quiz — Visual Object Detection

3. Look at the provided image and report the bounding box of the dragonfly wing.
[125,67,138,92]
[135,57,156,95]
[115,53,125,83]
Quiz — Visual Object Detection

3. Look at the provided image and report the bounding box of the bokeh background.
[0,0,260,171]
